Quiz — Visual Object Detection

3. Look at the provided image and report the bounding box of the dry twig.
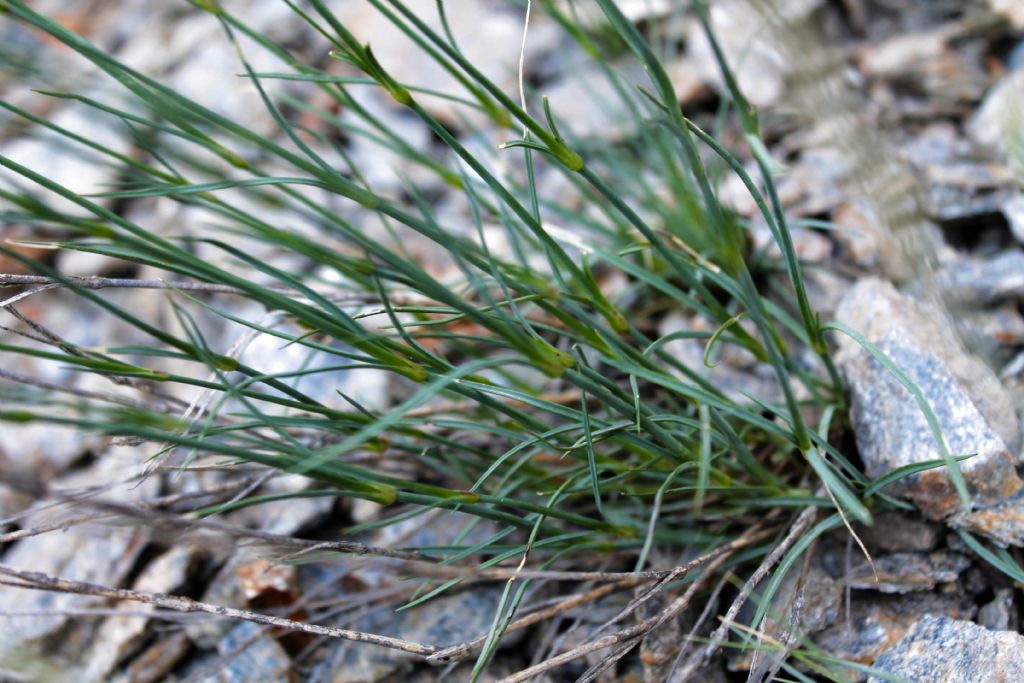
[0,563,439,657]
[669,506,819,681]
[493,525,766,682]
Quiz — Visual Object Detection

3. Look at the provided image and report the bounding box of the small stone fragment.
[399,657,521,683]
[111,632,191,683]
[517,600,629,681]
[542,60,648,140]
[802,269,853,321]
[186,554,252,649]
[989,0,1024,30]
[950,488,1024,547]
[777,565,842,635]
[541,53,706,142]
[81,546,197,682]
[831,200,885,268]
[775,148,848,218]
[854,512,942,552]
[940,251,1024,306]
[962,304,1024,348]
[814,593,976,673]
[659,312,786,405]
[958,564,994,596]
[325,0,547,127]
[899,123,1018,227]
[843,551,970,594]
[860,27,987,105]
[636,588,681,683]
[978,588,1017,632]
[1003,195,1024,245]
[967,68,1024,152]
[868,615,1024,683]
[685,0,822,108]
[186,622,292,683]
[0,416,95,475]
[737,565,841,675]
[860,30,947,79]
[0,523,148,669]
[327,586,519,683]
[237,558,299,606]
[922,161,1019,225]
[750,220,833,264]
[235,558,312,654]
[0,106,128,215]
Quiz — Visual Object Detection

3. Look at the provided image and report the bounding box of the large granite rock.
[834,278,1022,519]
[815,593,976,677]
[869,615,1024,683]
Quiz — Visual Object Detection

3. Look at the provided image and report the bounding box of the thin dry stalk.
[428,580,631,665]
[576,640,637,683]
[494,525,764,683]
[0,564,438,657]
[669,506,819,681]
[0,512,110,544]
[665,570,734,678]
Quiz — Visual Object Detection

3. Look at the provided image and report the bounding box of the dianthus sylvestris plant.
[0,1,970,679]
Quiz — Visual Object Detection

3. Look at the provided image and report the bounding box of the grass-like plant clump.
[0,1,974,680]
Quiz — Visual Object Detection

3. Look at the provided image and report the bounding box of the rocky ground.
[2,1,1024,681]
